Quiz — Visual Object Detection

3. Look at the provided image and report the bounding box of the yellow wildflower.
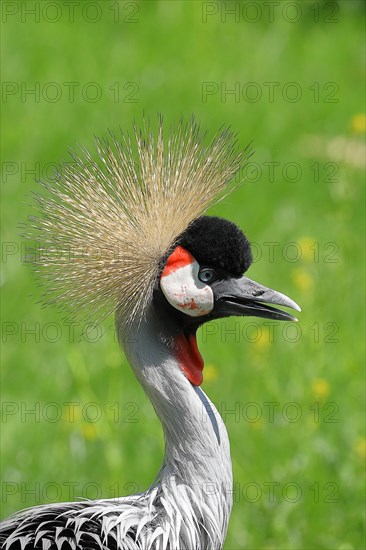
[312,378,330,400]
[253,326,272,350]
[354,438,366,460]
[292,268,314,292]
[350,113,366,134]
[250,418,264,431]
[81,423,98,441]
[204,363,218,382]
[297,237,316,262]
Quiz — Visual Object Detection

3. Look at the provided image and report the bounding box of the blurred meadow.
[1,1,365,549]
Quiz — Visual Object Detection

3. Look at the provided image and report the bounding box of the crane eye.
[198,268,217,284]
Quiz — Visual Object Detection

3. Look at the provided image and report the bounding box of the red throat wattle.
[175,332,204,386]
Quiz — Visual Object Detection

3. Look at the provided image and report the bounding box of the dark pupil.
[201,269,212,282]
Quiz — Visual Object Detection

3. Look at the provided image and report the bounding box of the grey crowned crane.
[0,118,300,550]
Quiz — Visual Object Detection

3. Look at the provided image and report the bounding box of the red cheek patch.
[161,246,194,277]
[160,245,214,317]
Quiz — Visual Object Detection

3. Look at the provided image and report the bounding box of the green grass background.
[1,1,365,548]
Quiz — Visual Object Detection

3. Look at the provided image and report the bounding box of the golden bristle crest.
[23,116,252,326]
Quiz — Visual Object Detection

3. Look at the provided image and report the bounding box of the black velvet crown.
[176,216,252,276]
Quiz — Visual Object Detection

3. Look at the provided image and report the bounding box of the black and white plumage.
[1,118,300,549]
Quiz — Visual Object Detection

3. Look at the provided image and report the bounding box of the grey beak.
[212,276,301,322]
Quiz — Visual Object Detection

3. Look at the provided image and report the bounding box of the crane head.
[158,216,300,385]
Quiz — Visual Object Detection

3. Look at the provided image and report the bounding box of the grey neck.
[116,303,233,493]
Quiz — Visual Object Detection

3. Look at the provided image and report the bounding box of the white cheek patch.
[160,247,214,317]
